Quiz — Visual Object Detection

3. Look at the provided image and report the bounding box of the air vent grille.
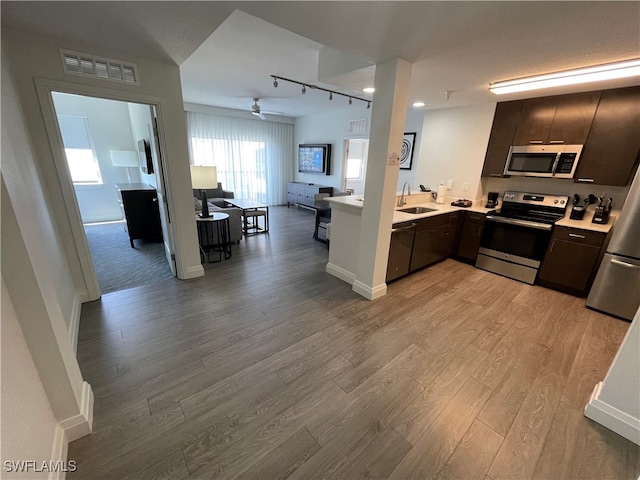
[61,50,139,85]
[348,119,368,134]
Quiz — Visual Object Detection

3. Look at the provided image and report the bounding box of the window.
[57,115,103,184]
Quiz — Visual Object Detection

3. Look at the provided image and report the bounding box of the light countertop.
[327,194,615,233]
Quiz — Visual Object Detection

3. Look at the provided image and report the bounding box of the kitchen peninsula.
[326,192,616,299]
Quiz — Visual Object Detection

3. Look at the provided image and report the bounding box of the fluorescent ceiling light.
[413,101,426,108]
[489,59,640,95]
[363,87,375,93]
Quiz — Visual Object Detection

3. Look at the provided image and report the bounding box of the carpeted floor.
[84,222,174,295]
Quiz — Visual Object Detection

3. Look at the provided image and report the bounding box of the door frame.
[35,77,177,301]
[342,136,369,194]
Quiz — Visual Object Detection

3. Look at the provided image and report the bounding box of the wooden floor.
[69,206,639,480]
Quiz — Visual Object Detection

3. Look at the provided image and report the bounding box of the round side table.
[195,212,232,263]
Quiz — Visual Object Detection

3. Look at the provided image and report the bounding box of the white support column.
[352,57,412,300]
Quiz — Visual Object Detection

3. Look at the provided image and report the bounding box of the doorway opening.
[343,138,369,196]
[51,92,176,295]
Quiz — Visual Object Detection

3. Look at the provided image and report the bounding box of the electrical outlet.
[462,182,469,191]
[447,179,454,190]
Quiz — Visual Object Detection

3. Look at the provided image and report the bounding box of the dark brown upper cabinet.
[574,86,640,186]
[481,100,523,177]
[512,91,600,145]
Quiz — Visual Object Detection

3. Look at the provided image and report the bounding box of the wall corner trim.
[59,381,94,443]
[352,280,387,300]
[69,291,88,354]
[182,264,204,279]
[584,381,640,446]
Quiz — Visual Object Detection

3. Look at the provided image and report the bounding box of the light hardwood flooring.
[69,206,639,479]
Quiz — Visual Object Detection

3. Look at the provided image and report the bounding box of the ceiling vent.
[61,50,139,85]
[348,119,368,135]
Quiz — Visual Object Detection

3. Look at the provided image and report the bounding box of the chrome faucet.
[398,182,411,207]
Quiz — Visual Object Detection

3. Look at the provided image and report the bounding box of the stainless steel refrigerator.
[587,169,640,321]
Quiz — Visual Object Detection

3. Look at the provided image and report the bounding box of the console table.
[286,182,333,208]
[196,212,232,263]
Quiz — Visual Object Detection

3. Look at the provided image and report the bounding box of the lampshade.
[110,150,139,167]
[190,166,218,189]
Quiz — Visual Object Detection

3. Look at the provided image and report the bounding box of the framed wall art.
[400,132,416,170]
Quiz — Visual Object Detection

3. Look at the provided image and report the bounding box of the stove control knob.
[554,199,559,204]
[560,199,565,205]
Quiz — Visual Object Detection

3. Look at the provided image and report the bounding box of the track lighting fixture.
[270,74,372,108]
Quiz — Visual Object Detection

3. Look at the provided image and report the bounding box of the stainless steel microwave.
[504,144,583,178]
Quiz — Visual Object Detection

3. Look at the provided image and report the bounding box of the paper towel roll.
[436,185,447,204]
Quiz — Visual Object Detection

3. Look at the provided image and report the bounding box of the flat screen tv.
[138,139,154,175]
[298,144,331,175]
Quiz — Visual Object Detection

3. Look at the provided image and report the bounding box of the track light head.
[348,97,353,105]
[302,85,307,94]
[273,77,278,88]
[329,92,333,101]
[367,102,371,109]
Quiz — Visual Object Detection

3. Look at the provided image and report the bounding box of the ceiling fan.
[251,98,266,120]
[248,98,284,119]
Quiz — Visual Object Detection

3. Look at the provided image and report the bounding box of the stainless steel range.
[476,191,569,284]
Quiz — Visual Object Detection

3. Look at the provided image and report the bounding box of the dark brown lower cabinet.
[537,226,607,296]
[409,212,459,272]
[456,212,486,263]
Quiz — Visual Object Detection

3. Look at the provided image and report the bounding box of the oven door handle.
[485,215,553,231]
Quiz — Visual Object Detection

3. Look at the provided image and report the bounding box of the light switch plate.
[447,179,454,190]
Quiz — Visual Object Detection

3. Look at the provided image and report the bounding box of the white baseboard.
[584,381,640,446]
[352,280,387,300]
[49,426,69,480]
[326,263,356,285]
[59,381,94,442]
[182,264,204,279]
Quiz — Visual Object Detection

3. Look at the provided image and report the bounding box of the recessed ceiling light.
[413,101,426,108]
[363,87,375,93]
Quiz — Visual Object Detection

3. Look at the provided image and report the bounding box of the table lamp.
[190,165,217,218]
[110,150,139,183]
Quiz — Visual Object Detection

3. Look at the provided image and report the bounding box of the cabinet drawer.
[466,212,486,224]
[551,226,605,247]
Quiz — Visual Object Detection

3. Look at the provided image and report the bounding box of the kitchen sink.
[397,206,438,214]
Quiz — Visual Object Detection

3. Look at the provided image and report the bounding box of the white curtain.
[186,111,292,206]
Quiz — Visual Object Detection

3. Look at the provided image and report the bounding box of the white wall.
[415,102,497,202]
[52,93,140,223]
[2,26,203,282]
[294,104,371,190]
[1,281,61,480]
[585,306,640,445]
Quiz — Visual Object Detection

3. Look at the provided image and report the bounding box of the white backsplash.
[480,177,631,211]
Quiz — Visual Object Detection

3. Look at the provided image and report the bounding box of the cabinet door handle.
[477,226,482,238]
[568,233,586,239]
[577,178,595,183]
[611,259,640,269]
[549,240,555,253]
[529,140,544,144]
[549,140,565,144]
